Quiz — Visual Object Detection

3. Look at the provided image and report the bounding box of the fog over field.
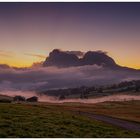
[0,64,140,92]
[1,90,140,104]
[0,49,140,103]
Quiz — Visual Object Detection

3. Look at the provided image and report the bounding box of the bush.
[13,96,26,102]
[26,96,38,102]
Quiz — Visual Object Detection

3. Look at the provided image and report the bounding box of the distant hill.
[0,94,13,99]
[0,94,13,103]
[39,80,140,99]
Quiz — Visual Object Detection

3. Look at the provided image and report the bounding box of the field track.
[75,111,140,132]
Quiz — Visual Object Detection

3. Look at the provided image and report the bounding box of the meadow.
[0,101,140,138]
[59,100,140,123]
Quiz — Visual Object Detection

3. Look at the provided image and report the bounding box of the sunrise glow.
[0,3,139,69]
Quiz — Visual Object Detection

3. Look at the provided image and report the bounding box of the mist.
[1,90,140,104]
[0,64,140,103]
[0,65,140,92]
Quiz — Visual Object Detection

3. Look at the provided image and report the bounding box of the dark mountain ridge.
[43,49,117,68]
[43,49,138,71]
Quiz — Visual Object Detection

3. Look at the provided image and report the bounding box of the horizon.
[0,48,140,70]
[0,2,140,69]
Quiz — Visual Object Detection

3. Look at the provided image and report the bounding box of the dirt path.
[75,111,140,132]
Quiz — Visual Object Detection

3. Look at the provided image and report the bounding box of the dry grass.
[0,102,140,138]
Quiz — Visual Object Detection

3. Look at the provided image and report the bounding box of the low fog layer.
[53,94,140,104]
[1,90,140,104]
[0,64,140,92]
[0,90,57,102]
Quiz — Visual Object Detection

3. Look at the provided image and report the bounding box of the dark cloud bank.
[0,49,140,100]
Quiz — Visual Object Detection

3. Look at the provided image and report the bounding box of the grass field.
[58,100,140,123]
[0,101,140,138]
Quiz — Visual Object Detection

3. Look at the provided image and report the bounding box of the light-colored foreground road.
[76,111,140,132]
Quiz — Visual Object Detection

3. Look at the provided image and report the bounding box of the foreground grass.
[0,103,140,138]
[59,100,140,123]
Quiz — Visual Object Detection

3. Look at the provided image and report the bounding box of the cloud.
[24,53,46,59]
[0,50,14,57]
[0,65,140,93]
[31,61,43,68]
[65,51,85,58]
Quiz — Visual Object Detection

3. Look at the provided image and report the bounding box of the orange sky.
[0,3,139,69]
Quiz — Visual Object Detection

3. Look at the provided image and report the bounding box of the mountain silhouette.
[43,49,137,71]
[43,49,118,68]
[43,49,79,67]
[81,51,116,67]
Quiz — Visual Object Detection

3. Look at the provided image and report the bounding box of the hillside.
[0,94,13,103]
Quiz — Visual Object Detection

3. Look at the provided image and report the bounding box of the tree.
[135,86,140,92]
[13,96,26,102]
[97,88,103,93]
[59,95,65,100]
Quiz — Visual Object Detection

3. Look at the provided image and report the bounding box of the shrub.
[13,96,26,102]
[26,96,38,102]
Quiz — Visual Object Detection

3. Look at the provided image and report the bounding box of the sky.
[0,2,140,69]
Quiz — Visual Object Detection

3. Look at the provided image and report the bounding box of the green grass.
[0,103,140,138]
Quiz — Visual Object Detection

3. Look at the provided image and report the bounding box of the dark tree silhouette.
[13,96,26,102]
[97,88,103,93]
[135,86,140,92]
[59,95,65,100]
[26,96,38,102]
